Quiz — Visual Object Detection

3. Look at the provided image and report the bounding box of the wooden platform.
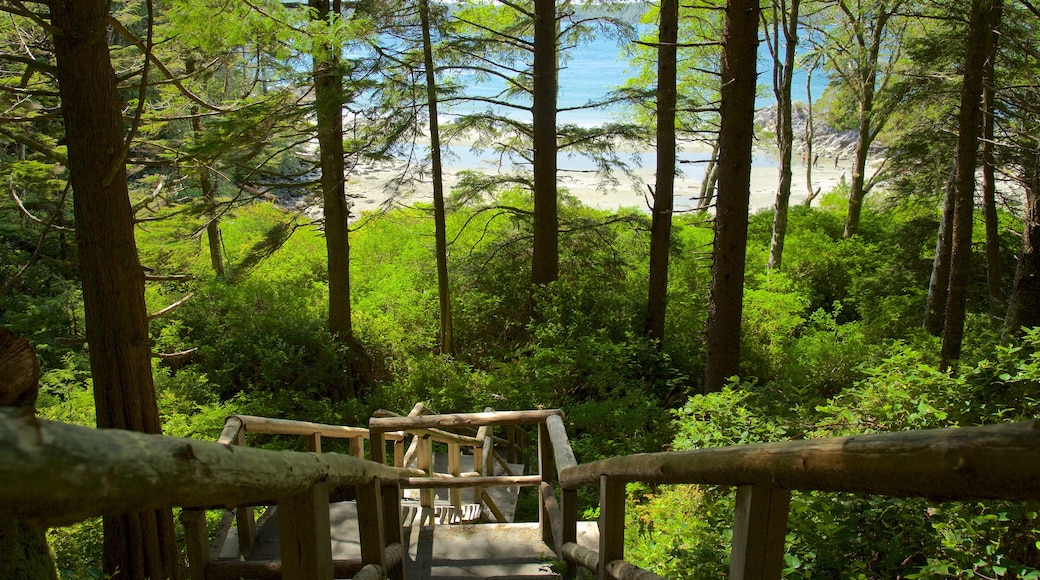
[229,503,599,579]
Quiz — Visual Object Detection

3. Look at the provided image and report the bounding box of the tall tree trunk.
[924,172,957,336]
[1003,157,1040,338]
[941,0,996,367]
[802,63,820,206]
[697,142,720,211]
[420,0,454,355]
[704,0,760,393]
[767,0,801,270]
[981,0,1004,327]
[646,0,678,342]
[49,1,178,577]
[843,77,877,238]
[186,56,225,278]
[531,0,558,285]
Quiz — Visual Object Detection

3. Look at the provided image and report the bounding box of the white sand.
[341,146,864,217]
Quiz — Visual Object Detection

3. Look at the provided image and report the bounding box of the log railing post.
[729,485,790,580]
[448,441,462,512]
[180,509,210,580]
[418,436,434,508]
[382,482,406,580]
[305,432,321,453]
[350,435,364,459]
[356,479,387,572]
[370,427,387,465]
[562,487,578,579]
[230,426,257,553]
[598,476,625,580]
[278,482,333,580]
[539,422,555,546]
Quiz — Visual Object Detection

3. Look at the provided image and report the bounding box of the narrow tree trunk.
[802,64,820,206]
[843,81,876,238]
[646,0,678,342]
[420,0,454,355]
[941,0,995,367]
[697,142,720,211]
[531,0,559,286]
[1003,159,1040,338]
[186,56,225,278]
[767,0,800,270]
[49,1,178,577]
[981,0,1004,327]
[704,0,760,393]
[924,172,957,336]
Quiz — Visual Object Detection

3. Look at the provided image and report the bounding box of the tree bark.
[924,172,957,336]
[420,0,454,355]
[646,0,678,342]
[941,0,997,367]
[1003,159,1040,338]
[48,1,178,577]
[704,0,760,393]
[981,0,1004,327]
[531,0,559,285]
[767,0,801,270]
[0,329,56,580]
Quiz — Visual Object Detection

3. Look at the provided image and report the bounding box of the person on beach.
[813,154,819,167]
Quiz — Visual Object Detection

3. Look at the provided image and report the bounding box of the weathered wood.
[235,414,370,439]
[206,559,366,579]
[356,480,387,570]
[418,436,434,507]
[598,476,626,580]
[353,563,386,580]
[562,488,578,579]
[180,509,210,580]
[382,485,405,580]
[540,482,564,556]
[217,415,245,445]
[236,505,257,554]
[0,328,40,407]
[560,420,1040,501]
[546,414,578,472]
[729,485,790,580]
[0,409,408,526]
[370,409,563,432]
[562,542,599,575]
[539,423,555,546]
[401,475,542,489]
[448,441,462,510]
[278,482,333,580]
[605,560,667,580]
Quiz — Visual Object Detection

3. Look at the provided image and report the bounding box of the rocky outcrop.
[754,104,884,159]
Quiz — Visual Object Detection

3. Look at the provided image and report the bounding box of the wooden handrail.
[0,409,414,527]
[559,419,1040,500]
[370,409,564,431]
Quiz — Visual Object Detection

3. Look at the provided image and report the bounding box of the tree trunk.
[48,1,178,577]
[843,76,876,238]
[646,0,678,342]
[420,0,454,355]
[1003,158,1040,338]
[186,56,225,278]
[802,63,820,206]
[767,0,800,271]
[981,0,1004,327]
[0,329,56,580]
[704,0,760,393]
[941,0,996,367]
[697,142,720,211]
[531,0,559,286]
[924,172,957,336]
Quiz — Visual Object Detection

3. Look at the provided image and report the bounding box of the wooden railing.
[0,407,418,580]
[537,418,1040,580]
[5,403,1039,580]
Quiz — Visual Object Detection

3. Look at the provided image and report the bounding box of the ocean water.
[443,32,830,126]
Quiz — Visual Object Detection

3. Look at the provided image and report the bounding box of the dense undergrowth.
[3,184,1039,578]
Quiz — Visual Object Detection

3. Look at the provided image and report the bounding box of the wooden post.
[351,436,364,459]
[356,480,388,571]
[180,509,210,580]
[448,441,462,512]
[305,432,322,453]
[382,482,406,580]
[562,488,578,580]
[232,427,257,553]
[539,422,555,546]
[729,485,790,580]
[418,436,434,508]
[393,436,404,467]
[370,427,387,464]
[598,476,625,580]
[278,482,333,580]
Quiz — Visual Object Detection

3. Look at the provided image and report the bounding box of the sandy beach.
[338,142,864,217]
